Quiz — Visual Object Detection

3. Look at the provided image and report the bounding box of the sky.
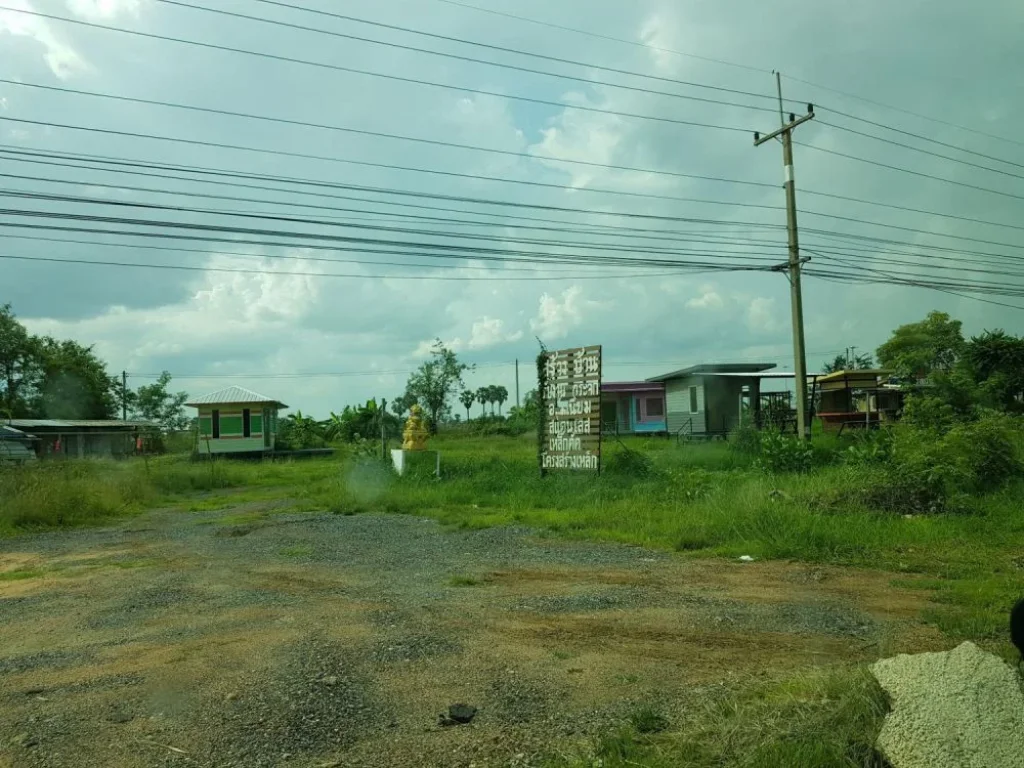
[2,0,1022,416]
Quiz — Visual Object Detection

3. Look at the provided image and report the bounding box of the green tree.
[459,389,475,421]
[962,330,1024,412]
[877,311,964,381]
[391,392,417,419]
[0,304,41,417]
[404,340,471,433]
[494,385,509,415]
[33,337,118,419]
[131,371,190,431]
[822,352,874,374]
[476,386,489,417]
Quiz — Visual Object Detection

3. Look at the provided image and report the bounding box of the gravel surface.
[0,508,911,768]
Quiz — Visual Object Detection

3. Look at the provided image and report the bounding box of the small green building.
[187,386,287,456]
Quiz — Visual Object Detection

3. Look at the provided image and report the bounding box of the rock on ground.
[870,641,1024,768]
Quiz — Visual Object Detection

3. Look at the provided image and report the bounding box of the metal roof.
[186,386,287,408]
[647,363,777,382]
[706,371,824,379]
[5,419,156,429]
[1,425,33,440]
[602,381,665,393]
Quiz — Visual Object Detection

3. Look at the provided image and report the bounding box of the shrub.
[604,447,655,477]
[842,428,895,466]
[757,432,814,474]
[729,423,762,456]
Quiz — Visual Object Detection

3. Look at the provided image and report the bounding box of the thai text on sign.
[540,345,601,473]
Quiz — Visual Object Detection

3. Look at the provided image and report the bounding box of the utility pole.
[515,359,520,408]
[122,370,128,421]
[754,72,815,439]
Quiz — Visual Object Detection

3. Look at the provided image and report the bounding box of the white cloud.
[686,285,724,310]
[414,316,523,357]
[748,297,783,333]
[66,0,140,21]
[0,0,88,79]
[530,286,596,340]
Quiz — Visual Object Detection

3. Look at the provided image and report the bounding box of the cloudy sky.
[2,0,1022,415]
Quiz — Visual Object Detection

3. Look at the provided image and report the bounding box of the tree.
[131,372,190,431]
[33,337,118,419]
[494,385,509,415]
[822,352,874,374]
[391,392,417,420]
[0,304,41,417]
[962,330,1024,412]
[404,340,471,433]
[877,311,964,382]
[459,389,475,421]
[476,386,489,417]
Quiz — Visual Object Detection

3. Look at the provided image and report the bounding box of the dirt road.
[0,504,942,767]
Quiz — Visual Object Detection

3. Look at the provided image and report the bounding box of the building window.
[212,409,221,439]
[647,397,664,418]
[243,408,251,438]
[689,386,699,414]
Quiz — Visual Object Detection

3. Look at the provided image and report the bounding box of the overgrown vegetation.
[546,667,891,768]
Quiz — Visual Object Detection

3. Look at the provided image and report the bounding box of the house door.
[263,409,271,448]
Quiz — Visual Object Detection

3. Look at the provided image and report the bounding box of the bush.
[729,423,762,456]
[604,447,656,477]
[757,432,815,474]
[859,414,1021,514]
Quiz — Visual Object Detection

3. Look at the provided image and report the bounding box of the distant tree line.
[1,304,188,430]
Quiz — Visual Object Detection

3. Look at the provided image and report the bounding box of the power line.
[784,75,1024,151]
[0,188,789,268]
[0,252,760,281]
[429,0,768,75]
[805,251,1024,311]
[155,0,779,113]
[9,139,1024,241]
[0,7,754,135]
[820,108,1024,172]
[797,141,1024,204]
[818,119,1024,182]
[0,145,788,240]
[0,94,777,211]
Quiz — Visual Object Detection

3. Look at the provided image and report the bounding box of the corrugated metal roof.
[186,386,287,408]
[647,363,777,382]
[6,419,156,429]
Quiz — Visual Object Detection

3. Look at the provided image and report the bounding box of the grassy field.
[2,429,1020,648]
[1,425,1021,766]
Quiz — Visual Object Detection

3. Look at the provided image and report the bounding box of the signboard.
[540,345,601,473]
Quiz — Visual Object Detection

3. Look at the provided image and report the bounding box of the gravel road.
[0,506,935,768]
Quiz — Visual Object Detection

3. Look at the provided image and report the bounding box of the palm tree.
[494,385,509,415]
[822,352,874,374]
[476,387,489,418]
[459,389,475,421]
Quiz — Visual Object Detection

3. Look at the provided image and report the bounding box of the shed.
[817,369,900,431]
[0,425,37,462]
[600,382,667,435]
[647,363,778,438]
[187,386,287,456]
[5,419,154,458]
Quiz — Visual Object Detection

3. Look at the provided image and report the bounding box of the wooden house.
[647,363,779,438]
[601,381,667,435]
[187,386,287,456]
[816,370,900,431]
[5,419,154,458]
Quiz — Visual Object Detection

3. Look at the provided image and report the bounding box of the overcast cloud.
[2,0,1022,413]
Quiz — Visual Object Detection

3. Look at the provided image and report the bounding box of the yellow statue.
[402,404,429,451]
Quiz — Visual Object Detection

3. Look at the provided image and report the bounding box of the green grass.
[279,545,313,558]
[447,574,483,587]
[546,667,891,768]
[3,430,1021,652]
[0,569,44,582]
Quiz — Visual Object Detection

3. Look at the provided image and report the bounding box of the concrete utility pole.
[754,72,815,439]
[122,370,128,421]
[515,359,520,408]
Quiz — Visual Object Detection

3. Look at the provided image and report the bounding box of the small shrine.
[391,404,439,477]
